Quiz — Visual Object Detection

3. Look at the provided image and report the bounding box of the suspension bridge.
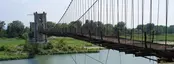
[29,0,174,63]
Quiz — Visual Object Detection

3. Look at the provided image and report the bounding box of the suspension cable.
[121,0,124,21]
[77,0,79,20]
[109,0,111,26]
[88,0,90,21]
[79,0,82,35]
[103,0,106,36]
[124,0,127,44]
[149,0,153,48]
[109,0,111,35]
[75,0,78,61]
[91,0,93,21]
[84,0,87,35]
[106,0,108,35]
[100,0,103,40]
[117,0,119,25]
[48,0,74,31]
[88,0,91,38]
[137,0,140,42]
[58,0,74,23]
[81,0,84,35]
[75,0,77,33]
[77,0,99,21]
[117,0,120,43]
[142,0,144,47]
[112,0,115,26]
[165,0,169,51]
[84,0,87,63]
[90,0,93,37]
[93,0,97,37]
[156,0,160,42]
[131,0,135,45]
[111,0,113,26]
[97,0,100,37]
[112,0,115,39]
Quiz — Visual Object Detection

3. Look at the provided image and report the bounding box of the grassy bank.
[0,52,30,61]
[0,38,29,61]
[36,36,102,55]
[0,37,102,61]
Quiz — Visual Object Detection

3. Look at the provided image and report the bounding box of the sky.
[0,0,174,28]
[0,0,71,27]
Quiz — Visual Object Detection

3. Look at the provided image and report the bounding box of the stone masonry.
[29,12,47,43]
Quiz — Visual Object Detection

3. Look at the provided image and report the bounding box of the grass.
[0,38,25,47]
[155,34,174,41]
[48,37,95,47]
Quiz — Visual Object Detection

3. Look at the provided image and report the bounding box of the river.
[0,50,158,64]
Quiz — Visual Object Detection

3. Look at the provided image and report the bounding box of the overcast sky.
[0,0,71,27]
[0,0,174,28]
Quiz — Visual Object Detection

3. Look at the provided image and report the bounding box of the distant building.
[29,12,47,43]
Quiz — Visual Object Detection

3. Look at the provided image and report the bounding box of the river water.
[0,50,158,64]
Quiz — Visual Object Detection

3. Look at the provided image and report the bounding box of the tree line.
[46,20,174,36]
[1,20,173,39]
[0,20,29,39]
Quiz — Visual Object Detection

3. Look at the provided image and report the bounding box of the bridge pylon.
[29,12,47,43]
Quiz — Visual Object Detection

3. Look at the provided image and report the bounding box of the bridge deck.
[70,34,174,59]
[89,36,174,51]
[53,33,174,60]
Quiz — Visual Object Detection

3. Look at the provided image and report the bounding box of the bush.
[43,43,53,49]
[0,46,6,51]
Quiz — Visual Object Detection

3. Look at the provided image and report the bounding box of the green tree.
[117,21,126,30]
[168,25,174,34]
[0,21,6,37]
[82,20,98,35]
[0,30,7,37]
[94,21,105,36]
[104,24,114,36]
[0,21,5,31]
[154,25,165,35]
[68,20,82,33]
[7,20,25,38]
[145,23,155,34]
[82,20,90,34]
[136,25,145,31]
[46,21,56,29]
[116,21,126,35]
[24,27,30,33]
[61,23,68,33]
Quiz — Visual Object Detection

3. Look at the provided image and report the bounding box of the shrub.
[43,43,53,49]
[0,46,6,51]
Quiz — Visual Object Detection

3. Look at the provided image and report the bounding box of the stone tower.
[29,12,47,43]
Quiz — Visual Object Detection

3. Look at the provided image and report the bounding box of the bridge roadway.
[90,35,174,51]
[65,34,174,61]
